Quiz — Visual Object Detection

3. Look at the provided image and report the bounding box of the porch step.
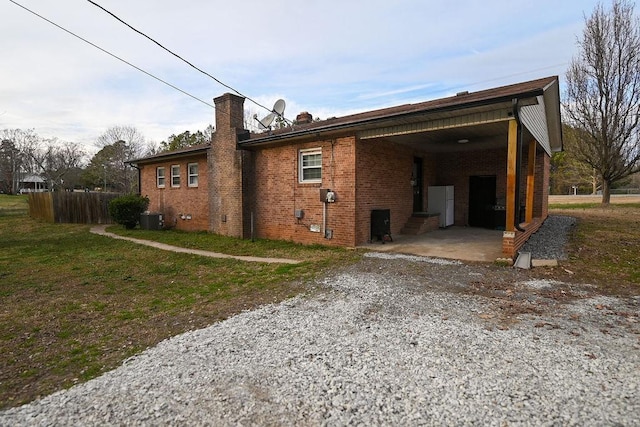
[400,215,440,235]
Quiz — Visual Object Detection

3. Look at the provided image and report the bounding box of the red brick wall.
[433,144,549,229]
[139,154,209,231]
[502,217,544,257]
[250,136,357,246]
[435,148,508,226]
[250,135,437,247]
[250,135,452,247]
[210,93,246,238]
[355,138,428,244]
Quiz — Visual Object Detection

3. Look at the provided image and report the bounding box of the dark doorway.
[469,175,497,228]
[412,157,423,212]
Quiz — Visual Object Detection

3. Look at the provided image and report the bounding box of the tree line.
[0,125,213,195]
[3,2,640,203]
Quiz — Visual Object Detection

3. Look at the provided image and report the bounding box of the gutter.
[512,98,526,233]
[129,163,142,196]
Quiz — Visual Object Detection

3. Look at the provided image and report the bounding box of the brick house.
[129,76,562,257]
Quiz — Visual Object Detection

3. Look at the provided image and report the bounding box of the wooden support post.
[506,119,518,232]
[525,140,537,223]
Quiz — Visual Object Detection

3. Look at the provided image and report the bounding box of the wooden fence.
[28,192,121,224]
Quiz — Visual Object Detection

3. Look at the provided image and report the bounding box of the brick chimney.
[209,93,246,238]
[213,93,245,130]
[296,111,313,124]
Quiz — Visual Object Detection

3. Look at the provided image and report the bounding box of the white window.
[171,165,180,187]
[299,148,322,183]
[188,163,198,187]
[156,167,165,188]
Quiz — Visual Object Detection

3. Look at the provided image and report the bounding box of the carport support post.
[525,140,537,223]
[505,119,517,232]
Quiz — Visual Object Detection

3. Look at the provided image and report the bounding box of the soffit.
[358,103,515,153]
[357,94,556,154]
[520,95,551,155]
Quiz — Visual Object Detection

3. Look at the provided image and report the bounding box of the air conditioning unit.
[140,212,164,230]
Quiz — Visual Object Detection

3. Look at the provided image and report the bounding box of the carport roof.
[241,76,562,154]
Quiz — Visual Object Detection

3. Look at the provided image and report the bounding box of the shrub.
[108,194,149,229]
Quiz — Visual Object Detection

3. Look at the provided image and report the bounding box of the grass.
[0,194,28,217]
[109,227,343,262]
[1,194,638,409]
[548,202,602,210]
[0,196,360,408]
[549,203,640,295]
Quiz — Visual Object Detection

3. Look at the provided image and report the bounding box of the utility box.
[140,212,164,230]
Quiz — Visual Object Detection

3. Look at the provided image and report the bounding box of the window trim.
[298,148,322,184]
[187,162,199,188]
[171,164,180,188]
[156,167,165,188]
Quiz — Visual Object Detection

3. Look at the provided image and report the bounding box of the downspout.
[130,163,141,195]
[511,99,526,232]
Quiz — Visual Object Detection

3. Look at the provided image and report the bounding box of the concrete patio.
[359,227,505,263]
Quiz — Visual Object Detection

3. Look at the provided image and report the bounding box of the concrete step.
[400,215,440,235]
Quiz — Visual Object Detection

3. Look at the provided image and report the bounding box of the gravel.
[520,215,577,260]
[1,252,638,426]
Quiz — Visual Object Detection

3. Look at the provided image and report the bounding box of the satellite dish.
[255,99,286,130]
[273,99,286,116]
[257,112,276,129]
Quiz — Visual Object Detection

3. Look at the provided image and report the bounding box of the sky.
[1,0,606,153]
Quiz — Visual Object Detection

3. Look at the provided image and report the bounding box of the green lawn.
[0,195,360,408]
[1,194,638,408]
[549,204,640,291]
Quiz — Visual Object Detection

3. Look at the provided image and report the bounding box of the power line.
[85,0,285,121]
[8,0,215,109]
[9,0,569,132]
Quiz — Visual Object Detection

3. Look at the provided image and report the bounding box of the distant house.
[129,76,562,258]
[19,174,47,193]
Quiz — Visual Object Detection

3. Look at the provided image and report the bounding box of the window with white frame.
[188,163,198,187]
[171,165,180,187]
[156,167,165,188]
[299,148,322,183]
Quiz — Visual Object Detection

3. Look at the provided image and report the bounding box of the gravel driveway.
[1,250,638,426]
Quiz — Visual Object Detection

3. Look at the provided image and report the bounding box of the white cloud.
[1,0,606,151]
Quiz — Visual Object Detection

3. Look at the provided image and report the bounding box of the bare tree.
[0,128,39,176]
[85,126,148,193]
[29,140,86,190]
[95,125,147,158]
[0,129,87,192]
[564,0,640,204]
[203,124,214,142]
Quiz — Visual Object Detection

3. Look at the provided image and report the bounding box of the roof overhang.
[126,145,210,166]
[240,76,563,155]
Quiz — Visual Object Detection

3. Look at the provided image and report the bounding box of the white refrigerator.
[427,186,454,227]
